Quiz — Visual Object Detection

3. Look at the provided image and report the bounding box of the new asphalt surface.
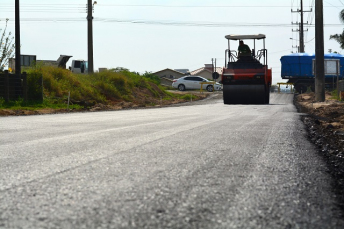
[1,93,343,228]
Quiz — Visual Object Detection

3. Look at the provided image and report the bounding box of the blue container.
[280,53,344,79]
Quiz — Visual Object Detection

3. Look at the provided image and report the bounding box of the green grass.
[330,89,340,100]
[0,66,200,110]
[179,94,197,100]
[0,97,83,110]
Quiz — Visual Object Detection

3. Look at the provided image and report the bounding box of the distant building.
[190,64,223,80]
[8,55,37,71]
[98,68,108,72]
[153,64,223,87]
[174,69,190,74]
[152,68,187,87]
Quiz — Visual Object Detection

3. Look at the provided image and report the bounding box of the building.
[152,68,188,87]
[152,64,223,87]
[190,64,223,81]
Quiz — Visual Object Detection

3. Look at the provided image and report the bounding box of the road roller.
[221,34,272,104]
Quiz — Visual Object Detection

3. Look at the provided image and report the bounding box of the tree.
[330,9,344,49]
[0,19,15,72]
[330,32,344,49]
[340,9,344,23]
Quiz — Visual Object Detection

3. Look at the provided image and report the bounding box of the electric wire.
[304,0,315,49]
[270,49,293,54]
[324,0,338,7]
[0,2,340,29]
[0,3,342,10]
[1,17,341,28]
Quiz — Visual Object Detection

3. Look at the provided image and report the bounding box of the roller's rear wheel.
[223,85,267,104]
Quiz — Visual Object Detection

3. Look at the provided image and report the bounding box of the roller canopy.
[225,34,266,40]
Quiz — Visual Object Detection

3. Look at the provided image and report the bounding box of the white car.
[172,76,222,92]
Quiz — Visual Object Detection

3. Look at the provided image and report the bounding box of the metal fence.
[0,70,43,102]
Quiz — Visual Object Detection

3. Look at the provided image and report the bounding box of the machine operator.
[238,40,251,58]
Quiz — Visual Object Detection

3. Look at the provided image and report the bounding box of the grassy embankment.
[0,66,200,111]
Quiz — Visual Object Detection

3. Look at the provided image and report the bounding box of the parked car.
[172,76,222,92]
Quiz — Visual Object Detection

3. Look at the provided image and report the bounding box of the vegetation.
[330,9,344,49]
[0,19,15,72]
[0,65,201,111]
[330,32,344,50]
[330,89,341,101]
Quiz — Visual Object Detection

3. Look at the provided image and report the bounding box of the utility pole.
[300,0,305,53]
[292,45,300,53]
[211,58,214,73]
[87,0,94,74]
[15,0,21,74]
[315,0,325,102]
[291,0,312,53]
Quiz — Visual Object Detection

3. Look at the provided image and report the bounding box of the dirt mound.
[297,92,344,129]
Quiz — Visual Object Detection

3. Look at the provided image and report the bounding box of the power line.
[0,3,342,10]
[0,3,340,16]
[1,17,342,28]
[324,0,338,7]
[79,4,344,8]
[94,4,319,8]
[305,37,315,43]
[304,0,314,45]
[269,49,293,54]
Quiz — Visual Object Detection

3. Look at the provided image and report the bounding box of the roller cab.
[221,34,272,104]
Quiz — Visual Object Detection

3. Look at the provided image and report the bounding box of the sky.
[0,0,343,84]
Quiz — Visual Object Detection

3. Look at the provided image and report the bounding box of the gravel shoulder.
[295,92,344,212]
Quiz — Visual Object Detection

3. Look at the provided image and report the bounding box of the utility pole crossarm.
[291,0,312,53]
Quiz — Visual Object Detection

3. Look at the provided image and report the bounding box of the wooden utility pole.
[15,0,21,74]
[300,0,305,53]
[291,0,311,53]
[315,0,325,102]
[87,0,94,73]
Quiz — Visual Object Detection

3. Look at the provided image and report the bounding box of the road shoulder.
[295,92,344,213]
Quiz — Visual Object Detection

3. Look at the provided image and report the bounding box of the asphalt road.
[1,93,344,228]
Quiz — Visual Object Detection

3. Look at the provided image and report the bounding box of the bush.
[141,72,161,85]
[26,70,43,101]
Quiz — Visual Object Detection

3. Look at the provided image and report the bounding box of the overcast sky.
[1,0,343,83]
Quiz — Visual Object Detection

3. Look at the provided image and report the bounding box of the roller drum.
[223,85,268,104]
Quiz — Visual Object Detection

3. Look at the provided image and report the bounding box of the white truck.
[47,55,88,74]
[56,55,88,73]
[69,60,88,74]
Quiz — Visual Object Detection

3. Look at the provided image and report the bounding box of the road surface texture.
[1,93,344,228]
